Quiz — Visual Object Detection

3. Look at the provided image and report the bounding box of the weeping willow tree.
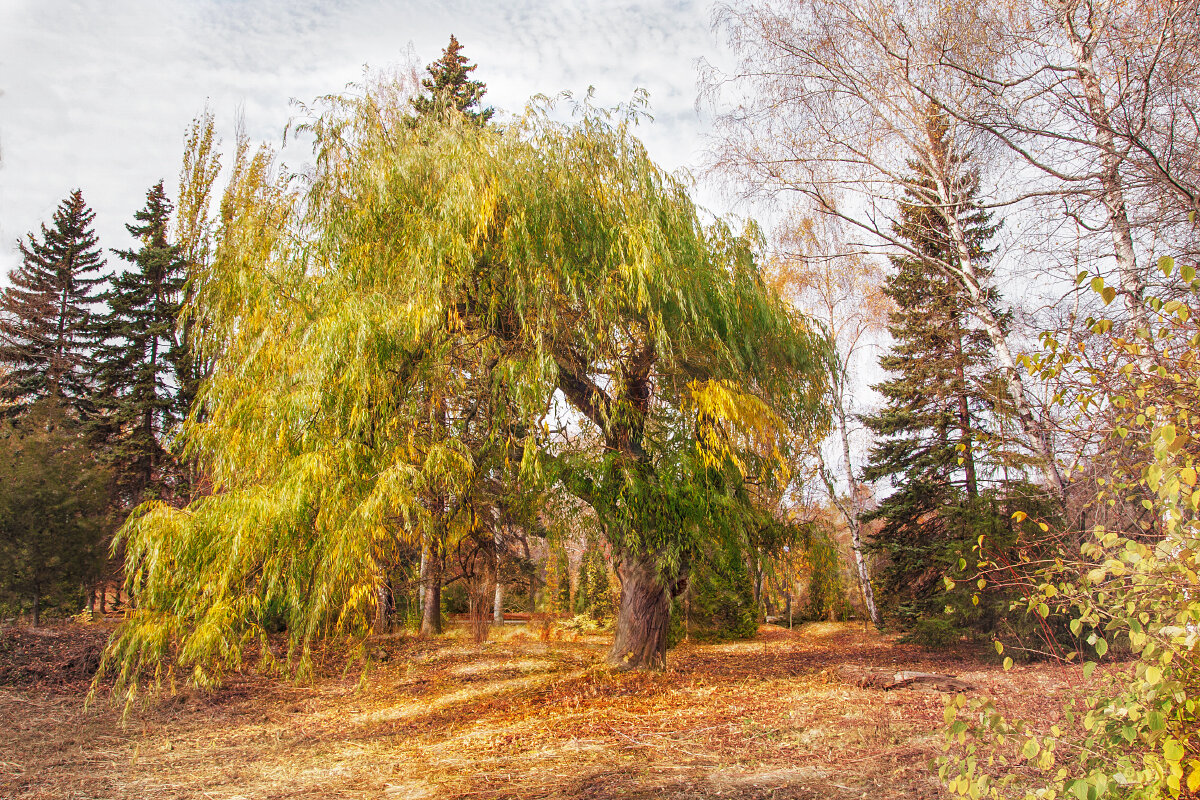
[101,74,831,689]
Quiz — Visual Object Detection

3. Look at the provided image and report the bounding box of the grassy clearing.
[0,622,1086,799]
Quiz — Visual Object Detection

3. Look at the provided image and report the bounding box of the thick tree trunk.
[375,576,391,633]
[419,550,442,636]
[607,550,677,670]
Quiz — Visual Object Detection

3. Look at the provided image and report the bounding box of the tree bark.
[375,576,391,633]
[492,527,504,624]
[835,395,883,628]
[419,549,443,636]
[953,328,979,499]
[1054,0,1148,333]
[31,591,40,628]
[816,444,882,629]
[607,549,676,670]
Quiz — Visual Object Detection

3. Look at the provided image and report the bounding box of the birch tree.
[768,215,886,627]
[925,0,1200,331]
[708,0,1067,498]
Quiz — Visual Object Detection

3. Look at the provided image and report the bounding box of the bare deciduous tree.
[768,215,886,627]
[706,0,1068,497]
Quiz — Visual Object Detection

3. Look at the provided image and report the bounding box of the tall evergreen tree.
[0,190,106,418]
[94,182,189,503]
[411,34,494,124]
[861,116,1005,627]
[409,38,493,631]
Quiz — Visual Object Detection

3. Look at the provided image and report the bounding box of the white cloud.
[0,0,735,280]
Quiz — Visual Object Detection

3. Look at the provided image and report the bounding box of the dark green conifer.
[93,182,189,504]
[861,115,1004,626]
[411,35,494,124]
[0,397,112,626]
[0,190,106,418]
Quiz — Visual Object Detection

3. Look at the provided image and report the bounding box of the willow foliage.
[102,75,831,692]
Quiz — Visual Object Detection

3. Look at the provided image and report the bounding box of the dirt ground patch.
[0,621,1085,799]
[0,623,110,689]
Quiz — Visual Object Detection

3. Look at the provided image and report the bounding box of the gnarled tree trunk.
[606,549,682,670]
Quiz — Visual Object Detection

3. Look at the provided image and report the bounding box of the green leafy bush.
[901,617,963,649]
[940,260,1200,799]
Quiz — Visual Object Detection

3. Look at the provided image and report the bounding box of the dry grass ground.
[0,621,1087,799]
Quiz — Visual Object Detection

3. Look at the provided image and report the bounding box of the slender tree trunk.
[417,540,427,621]
[492,527,503,624]
[607,548,678,670]
[835,394,882,628]
[751,554,763,615]
[1055,0,1148,333]
[519,533,536,614]
[953,328,979,499]
[31,591,40,628]
[817,408,882,629]
[946,218,1066,498]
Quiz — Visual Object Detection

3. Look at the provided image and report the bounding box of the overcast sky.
[0,0,738,281]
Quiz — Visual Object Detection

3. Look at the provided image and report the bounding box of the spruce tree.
[861,116,1004,627]
[93,182,189,503]
[0,190,106,418]
[411,35,494,124]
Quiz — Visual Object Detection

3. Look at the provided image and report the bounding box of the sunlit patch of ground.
[0,622,1088,799]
